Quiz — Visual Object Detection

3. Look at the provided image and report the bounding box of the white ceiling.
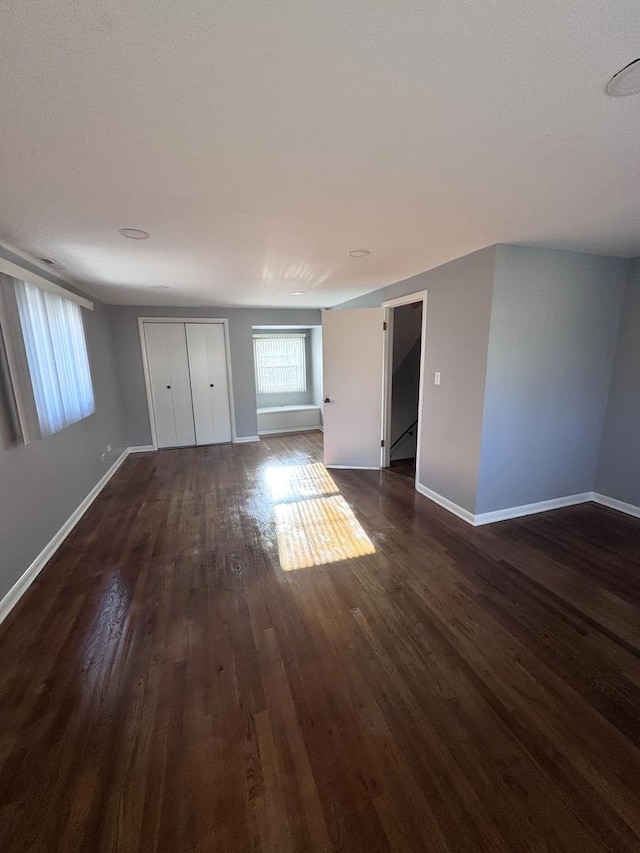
[1,1,640,307]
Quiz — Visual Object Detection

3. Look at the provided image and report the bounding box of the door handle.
[324,397,331,403]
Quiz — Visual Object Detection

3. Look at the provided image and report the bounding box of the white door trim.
[381,291,428,492]
[382,292,428,309]
[138,317,237,449]
[381,307,394,467]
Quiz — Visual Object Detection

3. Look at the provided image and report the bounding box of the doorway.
[381,292,427,484]
[320,294,426,476]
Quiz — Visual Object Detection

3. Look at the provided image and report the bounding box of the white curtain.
[254,334,306,394]
[14,279,95,436]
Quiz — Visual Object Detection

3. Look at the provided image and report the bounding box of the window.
[253,334,307,394]
[13,279,95,436]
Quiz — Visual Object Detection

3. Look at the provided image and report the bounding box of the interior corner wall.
[0,250,127,603]
[108,306,323,444]
[475,245,628,514]
[336,246,496,512]
[310,327,323,423]
[595,257,640,507]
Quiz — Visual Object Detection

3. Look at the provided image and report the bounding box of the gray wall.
[596,258,640,506]
[338,246,496,512]
[109,306,322,444]
[476,246,627,513]
[310,326,323,423]
[0,250,127,601]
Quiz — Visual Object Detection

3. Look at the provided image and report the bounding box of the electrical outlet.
[101,452,106,461]
[434,371,441,385]
[107,444,112,453]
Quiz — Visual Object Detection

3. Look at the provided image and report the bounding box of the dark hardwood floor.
[388,456,417,480]
[1,431,640,852]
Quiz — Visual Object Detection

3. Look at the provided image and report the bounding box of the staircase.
[390,332,421,461]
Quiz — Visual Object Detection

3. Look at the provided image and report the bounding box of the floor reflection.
[265,463,376,571]
[265,462,340,503]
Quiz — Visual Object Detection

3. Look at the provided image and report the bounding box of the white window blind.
[254,334,306,394]
[14,279,95,436]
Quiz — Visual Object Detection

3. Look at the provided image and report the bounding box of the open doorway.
[381,292,427,483]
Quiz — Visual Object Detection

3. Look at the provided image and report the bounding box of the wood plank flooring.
[1,431,640,851]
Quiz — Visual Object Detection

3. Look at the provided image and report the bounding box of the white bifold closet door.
[143,321,233,449]
[185,323,232,445]
[144,323,196,448]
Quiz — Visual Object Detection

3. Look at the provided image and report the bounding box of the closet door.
[144,323,196,448]
[186,323,232,445]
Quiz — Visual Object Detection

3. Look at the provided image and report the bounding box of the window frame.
[0,263,95,444]
[253,333,308,396]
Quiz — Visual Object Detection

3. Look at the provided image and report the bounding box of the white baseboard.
[128,444,156,453]
[233,435,260,444]
[0,448,131,625]
[415,483,640,527]
[415,483,476,525]
[326,465,380,471]
[474,492,593,526]
[592,492,640,519]
[258,425,321,436]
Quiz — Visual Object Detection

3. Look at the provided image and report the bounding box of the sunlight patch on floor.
[265,463,376,571]
[265,462,339,502]
[274,495,375,571]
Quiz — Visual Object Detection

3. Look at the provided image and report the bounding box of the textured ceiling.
[1,1,639,307]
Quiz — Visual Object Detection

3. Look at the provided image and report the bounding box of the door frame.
[381,291,428,487]
[138,317,237,450]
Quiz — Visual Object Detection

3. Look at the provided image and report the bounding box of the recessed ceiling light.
[151,285,169,290]
[348,249,370,258]
[291,291,305,295]
[606,58,640,96]
[119,228,150,240]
